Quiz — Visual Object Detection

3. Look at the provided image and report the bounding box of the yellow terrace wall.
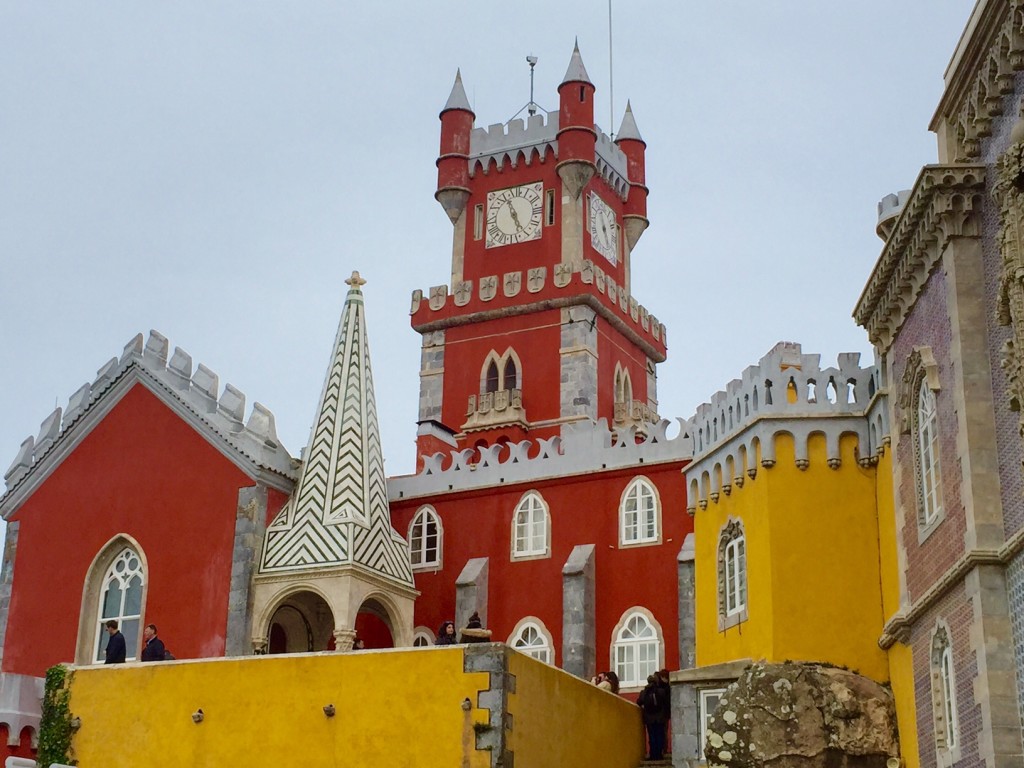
[64,644,645,768]
[67,647,491,768]
[694,433,888,682]
[506,648,644,768]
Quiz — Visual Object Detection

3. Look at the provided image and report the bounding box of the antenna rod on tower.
[527,55,538,116]
[608,0,614,137]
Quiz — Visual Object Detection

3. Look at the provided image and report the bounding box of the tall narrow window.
[512,492,549,558]
[509,618,553,664]
[408,506,442,570]
[94,547,144,663]
[699,688,727,751]
[503,357,518,390]
[545,189,555,226]
[931,625,959,753]
[917,380,942,526]
[485,361,500,394]
[473,204,484,240]
[718,519,747,629]
[612,610,661,688]
[620,477,659,545]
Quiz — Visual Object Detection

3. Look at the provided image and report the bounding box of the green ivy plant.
[37,664,76,767]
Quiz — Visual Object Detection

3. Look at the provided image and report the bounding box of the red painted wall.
[4,383,262,676]
[392,460,689,679]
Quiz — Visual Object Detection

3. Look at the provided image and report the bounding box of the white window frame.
[699,688,727,760]
[93,547,145,663]
[931,624,960,760]
[412,626,434,647]
[511,492,550,559]
[724,536,746,616]
[508,617,554,665]
[611,608,663,689]
[917,380,942,527]
[408,506,442,571]
[619,477,660,546]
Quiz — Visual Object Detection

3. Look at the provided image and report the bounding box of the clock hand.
[507,201,523,231]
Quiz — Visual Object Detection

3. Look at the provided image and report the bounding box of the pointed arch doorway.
[265,590,335,654]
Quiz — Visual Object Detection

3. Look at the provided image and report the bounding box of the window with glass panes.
[511,621,552,664]
[613,612,660,687]
[409,507,441,569]
[621,478,658,544]
[513,493,548,557]
[94,548,144,663]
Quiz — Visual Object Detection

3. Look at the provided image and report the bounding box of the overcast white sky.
[1,2,974,487]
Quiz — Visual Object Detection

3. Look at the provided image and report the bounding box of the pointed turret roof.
[258,272,413,586]
[561,40,592,85]
[442,69,473,113]
[616,100,644,143]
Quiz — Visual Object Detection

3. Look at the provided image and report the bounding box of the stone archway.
[354,597,396,649]
[265,590,335,654]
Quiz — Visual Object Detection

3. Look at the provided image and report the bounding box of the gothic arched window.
[512,492,549,559]
[408,506,442,570]
[94,547,144,663]
[612,609,662,688]
[509,618,553,664]
[620,477,659,545]
[718,519,747,630]
[485,361,500,394]
[931,625,959,754]
[916,380,942,526]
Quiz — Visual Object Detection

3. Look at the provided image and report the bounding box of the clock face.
[486,182,544,248]
[589,192,618,265]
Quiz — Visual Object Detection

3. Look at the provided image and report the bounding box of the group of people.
[435,612,492,645]
[103,620,171,664]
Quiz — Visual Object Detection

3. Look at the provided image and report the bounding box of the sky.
[1,2,975,489]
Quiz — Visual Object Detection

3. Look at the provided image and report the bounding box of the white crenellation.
[467,113,629,198]
[682,342,890,511]
[1,330,295,496]
[411,259,662,344]
[388,418,692,500]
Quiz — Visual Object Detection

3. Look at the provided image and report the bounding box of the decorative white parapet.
[2,330,297,502]
[467,113,630,198]
[0,673,44,751]
[682,342,889,512]
[388,418,692,500]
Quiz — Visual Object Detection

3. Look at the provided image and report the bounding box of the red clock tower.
[413,44,665,461]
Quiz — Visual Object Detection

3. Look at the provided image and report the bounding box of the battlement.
[875,189,912,241]
[410,258,667,361]
[682,342,889,510]
[387,417,691,500]
[468,114,629,197]
[2,331,297,505]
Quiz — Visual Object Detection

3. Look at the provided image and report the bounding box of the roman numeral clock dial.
[485,182,544,248]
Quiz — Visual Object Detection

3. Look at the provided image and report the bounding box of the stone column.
[674,534,699,766]
[677,534,696,670]
[0,521,19,664]
[332,627,357,652]
[456,557,489,632]
[561,544,596,679]
[225,485,267,657]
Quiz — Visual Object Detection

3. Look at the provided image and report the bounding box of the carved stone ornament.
[554,263,573,288]
[629,297,639,321]
[595,270,606,294]
[503,271,522,298]
[581,260,594,284]
[995,135,1024,436]
[606,275,616,300]
[410,289,422,315]
[640,307,650,330]
[479,275,498,302]
[898,346,940,434]
[619,286,628,312]
[429,285,448,311]
[454,280,473,307]
[527,267,546,293]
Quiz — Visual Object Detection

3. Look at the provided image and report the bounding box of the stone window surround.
[507,616,554,665]
[610,606,664,691]
[619,476,661,548]
[77,534,150,666]
[717,518,748,631]
[930,621,961,766]
[408,506,443,572]
[900,346,945,543]
[510,490,551,561]
[698,687,728,762]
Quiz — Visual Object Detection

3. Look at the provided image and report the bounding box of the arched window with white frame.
[480,348,522,395]
[412,626,434,647]
[611,608,662,688]
[408,506,442,570]
[93,547,145,663]
[620,477,660,546]
[717,518,747,630]
[931,625,959,754]
[512,491,549,559]
[916,380,942,527]
[614,365,633,406]
[508,617,554,664]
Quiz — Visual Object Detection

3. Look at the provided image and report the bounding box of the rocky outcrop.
[703,662,898,768]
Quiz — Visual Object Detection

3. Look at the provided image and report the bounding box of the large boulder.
[703,662,899,768]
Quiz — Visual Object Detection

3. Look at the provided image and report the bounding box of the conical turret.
[557,41,596,199]
[436,70,475,225]
[615,101,649,250]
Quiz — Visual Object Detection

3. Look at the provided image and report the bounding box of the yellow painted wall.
[875,447,919,767]
[770,433,887,682]
[67,647,491,768]
[695,439,775,667]
[693,432,887,682]
[506,650,644,768]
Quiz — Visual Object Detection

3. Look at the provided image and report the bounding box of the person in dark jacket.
[140,623,166,662]
[638,674,668,760]
[436,620,457,645]
[104,620,127,664]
